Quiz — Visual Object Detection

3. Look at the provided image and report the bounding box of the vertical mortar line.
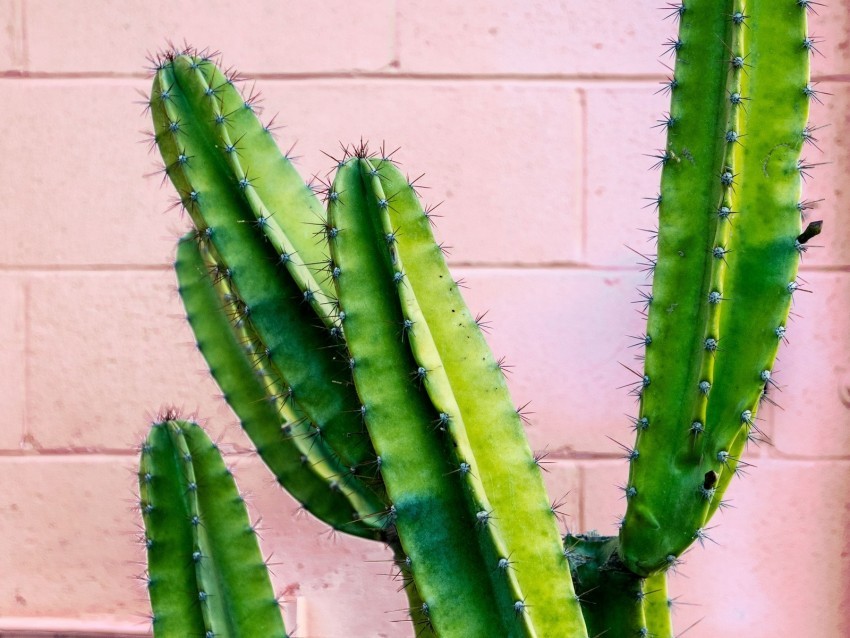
[21,275,30,449]
[577,86,588,264]
[391,0,400,70]
[18,0,28,73]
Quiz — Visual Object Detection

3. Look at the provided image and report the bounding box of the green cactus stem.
[326,155,523,636]
[565,533,650,637]
[619,0,813,575]
[363,154,587,637]
[174,233,387,540]
[139,415,287,637]
[703,0,812,521]
[644,571,675,638]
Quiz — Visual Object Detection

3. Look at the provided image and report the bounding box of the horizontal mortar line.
[1,262,848,274]
[0,70,671,83]
[0,447,273,458]
[545,451,623,461]
[3,448,846,462]
[0,70,845,83]
[0,263,172,272]
[0,449,140,458]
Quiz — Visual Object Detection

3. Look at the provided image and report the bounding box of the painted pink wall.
[1,1,848,636]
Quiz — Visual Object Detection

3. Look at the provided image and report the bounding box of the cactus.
[139,0,821,634]
[138,413,287,637]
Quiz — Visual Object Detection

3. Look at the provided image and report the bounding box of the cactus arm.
[327,157,513,636]
[174,233,386,540]
[368,156,588,636]
[565,535,647,638]
[703,0,810,519]
[360,159,537,636]
[170,54,336,323]
[644,571,674,638]
[619,0,738,575]
[151,62,374,472]
[140,417,287,637]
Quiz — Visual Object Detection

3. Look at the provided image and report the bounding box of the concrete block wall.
[1,2,848,636]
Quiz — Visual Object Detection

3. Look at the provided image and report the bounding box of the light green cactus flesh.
[619,0,813,575]
[326,156,526,636]
[139,416,287,637]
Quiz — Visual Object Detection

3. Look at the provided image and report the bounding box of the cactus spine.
[140,0,821,630]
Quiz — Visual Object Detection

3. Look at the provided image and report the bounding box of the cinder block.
[0,456,148,619]
[455,267,646,455]
[666,460,850,638]
[584,84,669,267]
[260,79,583,265]
[25,271,239,450]
[813,1,850,77]
[0,80,185,266]
[798,82,850,269]
[0,0,24,71]
[397,0,671,76]
[580,461,628,537]
[25,0,395,75]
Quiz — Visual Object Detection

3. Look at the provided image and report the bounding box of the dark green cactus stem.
[150,54,378,478]
[363,156,587,637]
[327,155,524,637]
[139,416,287,637]
[174,233,387,540]
[565,534,649,637]
[620,0,811,575]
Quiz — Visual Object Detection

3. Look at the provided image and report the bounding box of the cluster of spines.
[619,0,821,577]
[138,414,287,637]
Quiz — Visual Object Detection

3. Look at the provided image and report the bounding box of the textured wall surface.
[1,1,849,636]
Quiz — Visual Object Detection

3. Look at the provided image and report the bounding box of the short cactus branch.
[139,414,287,637]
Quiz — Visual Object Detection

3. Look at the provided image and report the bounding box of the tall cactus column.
[619,0,814,575]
